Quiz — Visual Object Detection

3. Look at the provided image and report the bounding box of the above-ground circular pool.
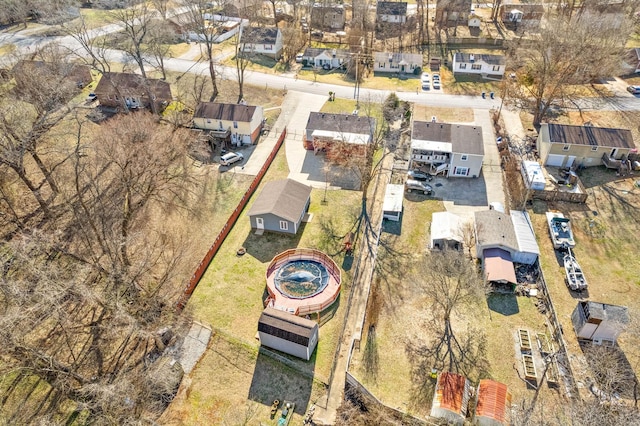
[265,249,342,316]
[274,260,330,299]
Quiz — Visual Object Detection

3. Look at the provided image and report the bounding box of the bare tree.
[506,13,632,125]
[179,0,224,101]
[64,17,113,74]
[406,251,489,377]
[146,21,175,80]
[109,1,155,79]
[151,0,170,19]
[235,33,251,103]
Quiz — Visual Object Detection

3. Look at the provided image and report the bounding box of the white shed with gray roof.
[382,184,404,221]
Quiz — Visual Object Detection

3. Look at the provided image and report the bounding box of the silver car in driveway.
[220,152,244,166]
[405,179,433,195]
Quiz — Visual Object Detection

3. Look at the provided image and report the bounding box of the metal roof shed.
[483,248,517,286]
[382,184,404,221]
[510,211,540,265]
[431,372,471,425]
[430,211,464,250]
[475,379,511,426]
[521,161,546,190]
[258,308,319,360]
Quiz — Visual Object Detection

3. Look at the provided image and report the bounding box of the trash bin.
[490,92,495,99]
[481,92,486,99]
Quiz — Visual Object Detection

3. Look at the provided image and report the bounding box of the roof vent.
[470,54,475,62]
[431,116,437,122]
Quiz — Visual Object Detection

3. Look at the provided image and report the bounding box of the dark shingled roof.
[241,26,279,44]
[546,123,636,149]
[258,308,318,346]
[412,121,484,155]
[94,72,172,101]
[454,52,506,65]
[193,102,258,122]
[377,1,408,15]
[474,210,518,252]
[306,112,375,135]
[247,179,311,223]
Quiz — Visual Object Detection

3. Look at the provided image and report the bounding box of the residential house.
[536,123,636,169]
[376,2,408,24]
[435,0,473,25]
[310,3,345,31]
[192,102,264,145]
[239,26,283,59]
[258,307,319,360]
[94,72,172,112]
[410,121,484,178]
[431,372,471,425]
[247,179,312,235]
[302,47,349,69]
[430,211,464,251]
[571,301,628,345]
[382,184,404,221]
[373,52,423,74]
[452,53,506,79]
[12,60,92,91]
[468,11,482,28]
[304,112,376,159]
[168,13,248,43]
[475,380,512,426]
[499,3,544,30]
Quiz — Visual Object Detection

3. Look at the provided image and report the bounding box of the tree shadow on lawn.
[247,351,315,416]
[487,293,520,316]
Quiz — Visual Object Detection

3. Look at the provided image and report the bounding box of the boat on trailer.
[546,212,576,250]
[563,248,587,291]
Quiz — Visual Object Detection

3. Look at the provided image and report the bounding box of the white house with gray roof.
[374,52,423,74]
[240,26,283,59]
[302,48,349,69]
[452,53,506,79]
[410,121,484,178]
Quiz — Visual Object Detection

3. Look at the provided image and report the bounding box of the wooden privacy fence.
[176,128,288,312]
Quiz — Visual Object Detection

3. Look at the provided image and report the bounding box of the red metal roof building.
[430,372,471,425]
[475,379,512,426]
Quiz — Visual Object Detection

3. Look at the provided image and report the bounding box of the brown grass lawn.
[413,105,474,123]
[528,171,640,391]
[161,333,326,425]
[166,146,363,423]
[440,68,501,96]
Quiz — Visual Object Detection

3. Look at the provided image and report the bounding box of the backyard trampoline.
[265,249,341,316]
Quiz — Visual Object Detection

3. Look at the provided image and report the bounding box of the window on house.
[591,146,598,151]
[233,121,238,129]
[472,64,481,70]
[461,155,468,161]
[279,220,289,231]
[454,167,469,176]
[563,145,570,151]
[493,65,501,71]
[379,62,385,68]
[264,45,273,50]
[459,63,467,69]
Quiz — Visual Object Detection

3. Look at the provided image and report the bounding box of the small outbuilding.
[483,248,517,288]
[521,161,546,190]
[431,372,471,425]
[382,184,404,221]
[257,307,319,360]
[509,211,540,265]
[475,379,511,426]
[571,301,629,345]
[248,179,311,235]
[430,211,464,251]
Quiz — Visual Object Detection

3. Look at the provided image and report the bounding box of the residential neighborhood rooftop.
[412,121,484,155]
[241,26,279,44]
[474,210,518,252]
[94,72,172,100]
[454,53,506,65]
[544,123,636,149]
[193,102,258,122]
[376,1,408,15]
[247,179,312,223]
[307,112,375,135]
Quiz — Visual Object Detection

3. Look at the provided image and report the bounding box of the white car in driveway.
[421,72,430,90]
[220,152,244,166]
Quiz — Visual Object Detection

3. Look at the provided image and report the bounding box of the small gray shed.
[248,179,312,235]
[571,301,629,345]
[257,308,319,360]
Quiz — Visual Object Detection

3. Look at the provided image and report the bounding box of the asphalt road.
[3,18,640,112]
